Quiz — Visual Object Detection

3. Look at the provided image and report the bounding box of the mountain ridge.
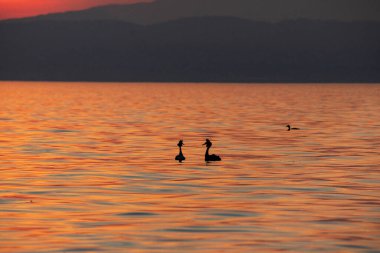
[2,0,380,24]
[1,16,379,82]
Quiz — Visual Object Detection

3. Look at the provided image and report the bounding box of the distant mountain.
[4,0,380,24]
[1,17,379,82]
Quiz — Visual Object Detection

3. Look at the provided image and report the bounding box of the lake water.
[0,82,379,252]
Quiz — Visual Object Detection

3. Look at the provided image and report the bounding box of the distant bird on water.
[175,140,186,163]
[203,139,221,162]
[287,124,300,131]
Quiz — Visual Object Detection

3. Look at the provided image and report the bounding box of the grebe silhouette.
[175,140,186,163]
[203,139,221,162]
[287,124,300,131]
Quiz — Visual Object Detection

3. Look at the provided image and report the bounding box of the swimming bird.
[203,139,221,162]
[287,124,300,131]
[175,140,186,163]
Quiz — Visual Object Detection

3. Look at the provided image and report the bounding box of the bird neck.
[205,146,210,156]
[179,146,183,155]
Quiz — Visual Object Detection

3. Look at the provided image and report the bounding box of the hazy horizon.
[0,0,151,20]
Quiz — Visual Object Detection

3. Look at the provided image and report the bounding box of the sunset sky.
[0,0,150,20]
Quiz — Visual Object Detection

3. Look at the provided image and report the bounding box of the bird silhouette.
[175,140,186,163]
[287,124,300,131]
[203,139,221,162]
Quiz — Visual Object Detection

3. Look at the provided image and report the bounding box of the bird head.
[203,139,212,148]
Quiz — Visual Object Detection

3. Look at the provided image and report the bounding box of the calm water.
[0,82,379,253]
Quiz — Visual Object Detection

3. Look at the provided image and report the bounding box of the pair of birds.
[175,139,221,163]
[176,125,299,163]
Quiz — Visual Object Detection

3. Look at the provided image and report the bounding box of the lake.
[0,82,379,252]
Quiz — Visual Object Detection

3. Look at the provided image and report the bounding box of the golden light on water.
[0,82,379,252]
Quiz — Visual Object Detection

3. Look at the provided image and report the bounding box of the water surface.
[0,82,379,252]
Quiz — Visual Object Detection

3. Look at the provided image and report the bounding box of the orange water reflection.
[0,82,379,252]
